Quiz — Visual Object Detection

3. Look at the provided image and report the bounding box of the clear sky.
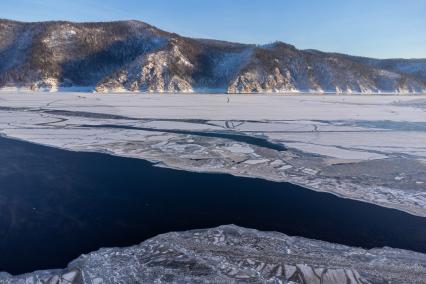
[1,0,425,59]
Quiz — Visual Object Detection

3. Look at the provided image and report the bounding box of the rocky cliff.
[1,225,425,283]
[0,19,425,94]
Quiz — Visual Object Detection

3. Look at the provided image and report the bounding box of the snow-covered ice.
[0,92,425,216]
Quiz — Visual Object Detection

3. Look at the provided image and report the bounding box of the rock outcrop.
[1,225,425,283]
[0,19,425,94]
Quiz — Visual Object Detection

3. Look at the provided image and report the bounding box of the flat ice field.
[0,92,425,216]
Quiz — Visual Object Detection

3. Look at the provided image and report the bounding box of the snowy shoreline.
[2,88,426,95]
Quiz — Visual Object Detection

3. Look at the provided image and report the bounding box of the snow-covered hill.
[0,19,425,93]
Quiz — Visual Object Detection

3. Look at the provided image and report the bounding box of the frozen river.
[0,92,425,217]
[1,136,426,275]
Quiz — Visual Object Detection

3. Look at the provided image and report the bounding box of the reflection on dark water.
[0,136,425,275]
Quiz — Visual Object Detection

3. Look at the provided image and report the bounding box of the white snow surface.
[0,92,425,216]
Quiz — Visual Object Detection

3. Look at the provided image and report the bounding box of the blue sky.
[1,0,425,58]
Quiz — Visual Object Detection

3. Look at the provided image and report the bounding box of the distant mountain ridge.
[0,19,425,93]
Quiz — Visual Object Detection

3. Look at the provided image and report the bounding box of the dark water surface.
[0,136,426,275]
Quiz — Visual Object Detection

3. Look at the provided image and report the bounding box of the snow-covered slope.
[0,19,425,93]
[349,56,426,83]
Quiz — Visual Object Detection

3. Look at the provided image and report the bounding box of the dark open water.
[0,136,425,275]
